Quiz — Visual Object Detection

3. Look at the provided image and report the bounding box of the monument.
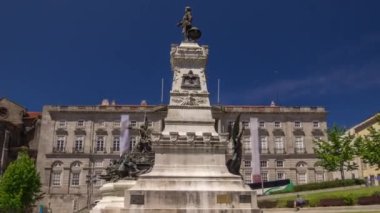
[92,7,260,213]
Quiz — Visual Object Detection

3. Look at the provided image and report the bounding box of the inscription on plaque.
[216,194,232,204]
[130,195,144,205]
[239,195,251,203]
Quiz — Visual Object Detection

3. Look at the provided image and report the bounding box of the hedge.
[257,200,278,208]
[293,179,365,192]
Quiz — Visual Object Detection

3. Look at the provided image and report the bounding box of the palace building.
[36,100,327,212]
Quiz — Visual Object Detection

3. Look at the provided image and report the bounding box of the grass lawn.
[266,186,380,207]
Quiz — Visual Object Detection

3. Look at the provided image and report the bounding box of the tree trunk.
[340,167,345,180]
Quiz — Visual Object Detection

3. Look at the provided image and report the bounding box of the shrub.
[257,200,278,208]
[358,195,380,205]
[372,191,380,197]
[319,198,345,206]
[343,194,354,206]
[286,200,294,208]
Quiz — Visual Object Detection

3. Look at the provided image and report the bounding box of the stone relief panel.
[172,94,206,106]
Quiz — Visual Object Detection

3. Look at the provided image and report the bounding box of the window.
[260,136,268,153]
[242,121,249,128]
[260,161,268,168]
[244,170,252,183]
[94,160,103,168]
[261,172,268,182]
[259,121,265,128]
[99,121,106,127]
[77,120,85,127]
[58,120,66,128]
[52,172,61,186]
[74,136,84,152]
[130,136,137,150]
[313,121,320,128]
[51,161,63,186]
[277,172,285,180]
[316,173,324,182]
[96,136,105,152]
[55,136,65,152]
[130,120,137,127]
[113,136,120,151]
[295,136,304,153]
[71,172,80,186]
[276,160,284,167]
[313,136,322,141]
[274,121,281,128]
[244,160,251,168]
[244,141,251,152]
[274,137,284,153]
[294,121,302,128]
[298,173,307,184]
[113,121,120,127]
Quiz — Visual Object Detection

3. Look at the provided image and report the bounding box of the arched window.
[296,161,308,184]
[70,161,82,186]
[51,161,63,186]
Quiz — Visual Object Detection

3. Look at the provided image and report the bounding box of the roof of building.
[24,112,42,119]
[0,97,27,111]
[44,104,326,114]
[349,112,380,134]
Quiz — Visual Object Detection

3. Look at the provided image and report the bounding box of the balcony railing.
[94,147,107,153]
[52,147,66,153]
[72,147,84,153]
[295,148,306,154]
[274,148,285,154]
[110,147,120,153]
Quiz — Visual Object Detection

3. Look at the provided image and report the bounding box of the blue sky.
[0,0,379,128]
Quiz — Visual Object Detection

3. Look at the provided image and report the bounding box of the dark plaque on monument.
[181,70,201,89]
[216,194,232,204]
[130,195,145,205]
[239,195,251,203]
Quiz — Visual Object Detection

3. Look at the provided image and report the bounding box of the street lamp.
[86,174,97,209]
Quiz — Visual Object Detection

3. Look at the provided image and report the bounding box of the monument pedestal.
[92,41,260,212]
[91,180,136,213]
[122,136,259,212]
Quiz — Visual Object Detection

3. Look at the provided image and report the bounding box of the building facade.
[0,98,41,174]
[36,101,327,212]
[347,113,380,185]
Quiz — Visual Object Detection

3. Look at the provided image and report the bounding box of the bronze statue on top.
[177,6,202,41]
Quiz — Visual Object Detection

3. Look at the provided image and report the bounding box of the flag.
[250,117,261,183]
[120,115,130,156]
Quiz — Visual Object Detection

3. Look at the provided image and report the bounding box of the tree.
[313,125,358,180]
[355,119,380,169]
[0,150,42,212]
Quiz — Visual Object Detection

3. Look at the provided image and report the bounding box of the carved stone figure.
[101,117,154,182]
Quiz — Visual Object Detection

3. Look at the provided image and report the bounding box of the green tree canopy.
[313,125,358,180]
[355,118,380,169]
[0,150,42,212]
